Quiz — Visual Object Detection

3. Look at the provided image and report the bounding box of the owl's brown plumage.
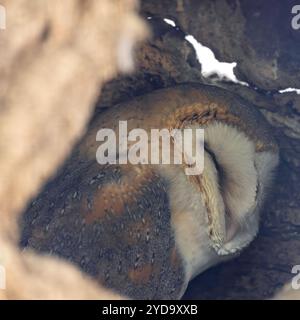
[21,84,279,299]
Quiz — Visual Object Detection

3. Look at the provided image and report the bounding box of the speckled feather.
[21,162,185,299]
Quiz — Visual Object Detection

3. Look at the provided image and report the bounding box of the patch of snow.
[279,88,300,95]
[163,18,176,27]
[185,35,248,86]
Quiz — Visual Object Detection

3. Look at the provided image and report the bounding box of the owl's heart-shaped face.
[201,122,279,256]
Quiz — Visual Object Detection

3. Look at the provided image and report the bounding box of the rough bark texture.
[142,0,300,91]
[97,16,204,110]
[0,0,146,299]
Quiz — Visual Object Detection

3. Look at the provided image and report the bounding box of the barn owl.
[21,83,279,299]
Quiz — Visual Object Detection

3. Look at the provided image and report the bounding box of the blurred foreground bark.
[0,0,146,299]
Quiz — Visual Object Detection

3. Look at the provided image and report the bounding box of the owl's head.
[165,85,279,259]
[203,120,279,256]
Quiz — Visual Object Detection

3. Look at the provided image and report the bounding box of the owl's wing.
[21,161,187,299]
